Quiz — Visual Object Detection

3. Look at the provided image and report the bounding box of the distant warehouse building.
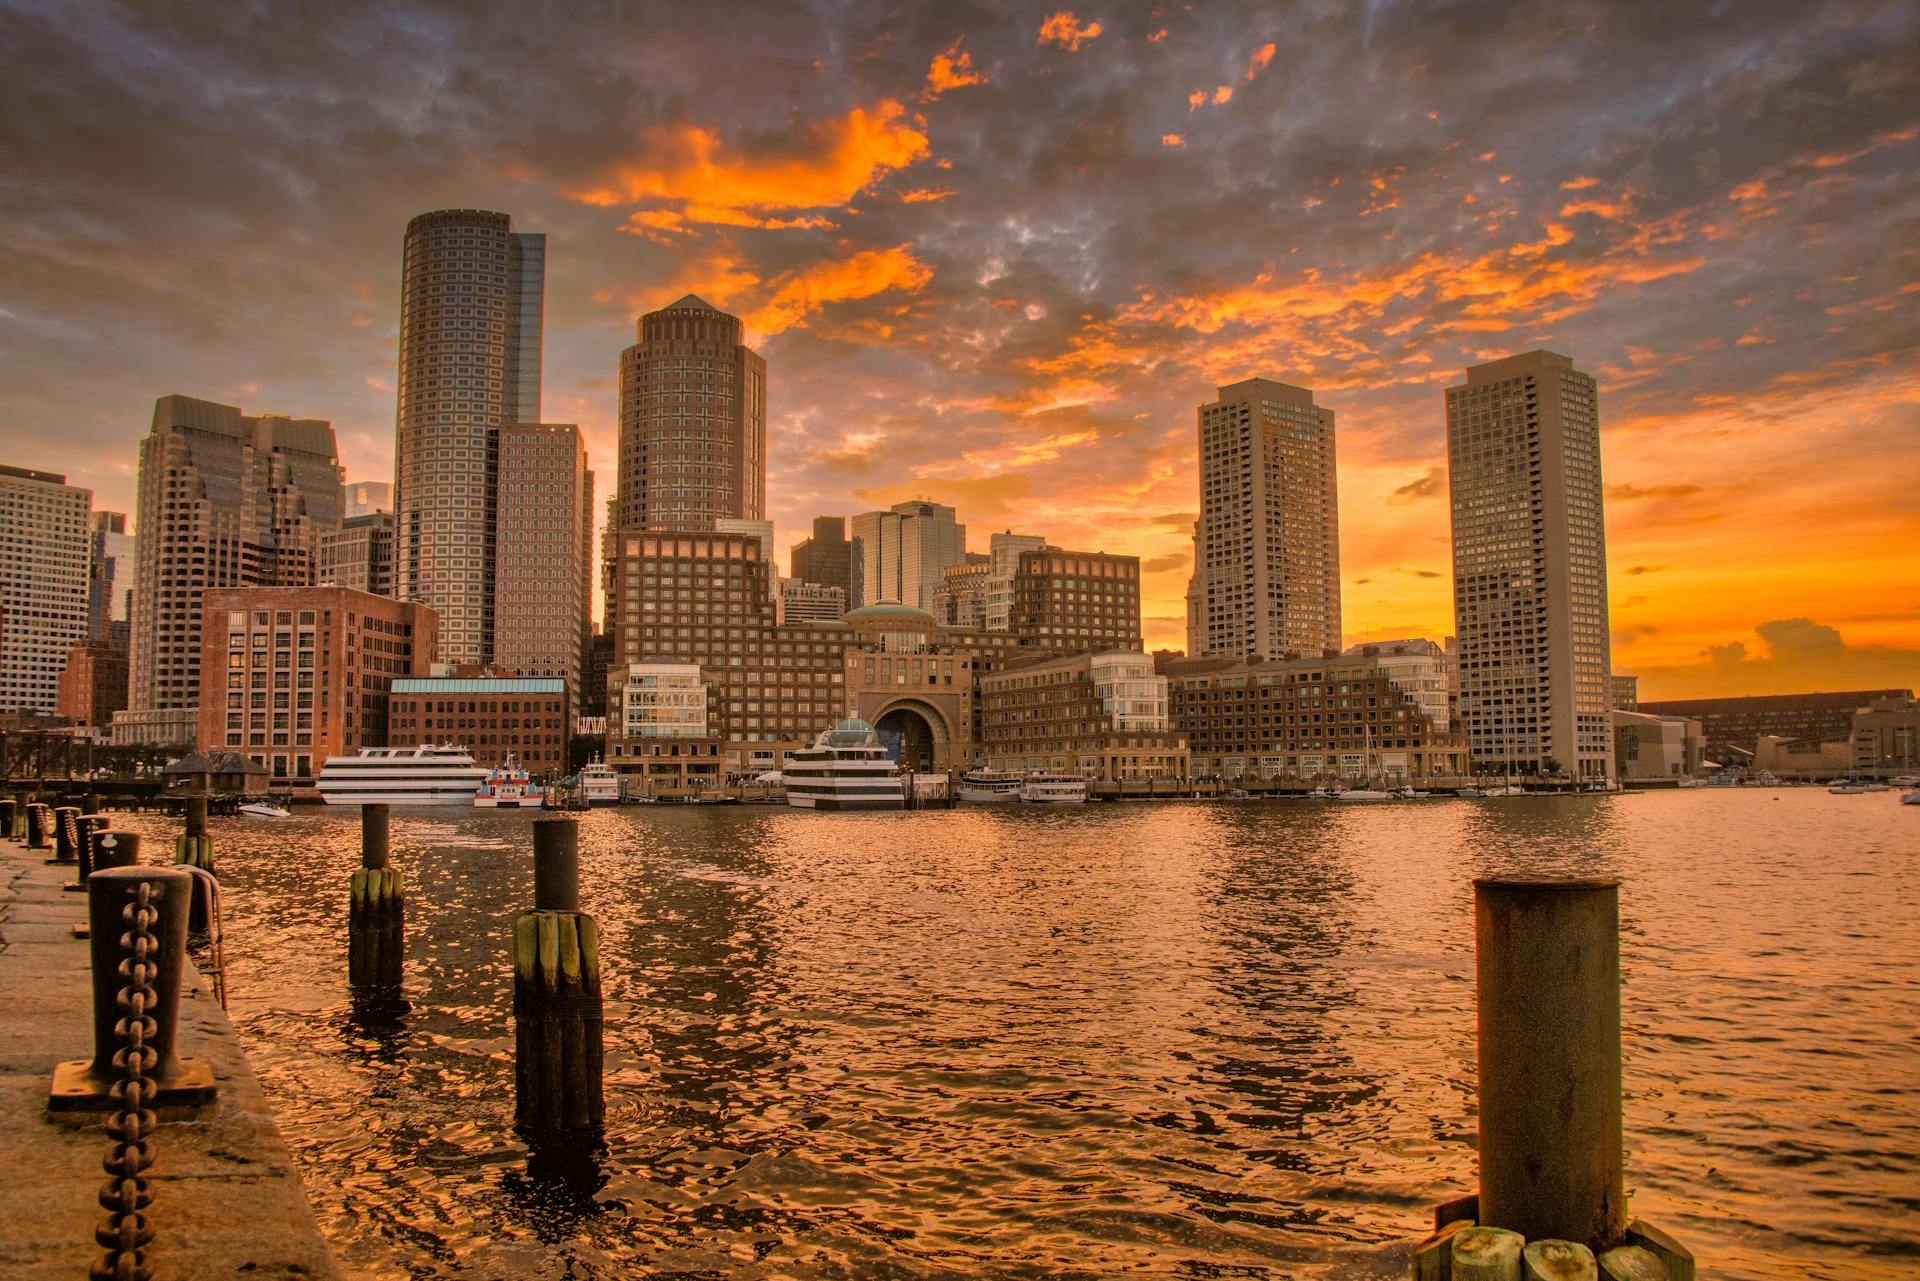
[388,669,570,780]
[1638,689,1913,765]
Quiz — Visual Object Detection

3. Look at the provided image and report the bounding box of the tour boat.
[317,744,490,806]
[1021,773,1089,804]
[579,758,620,808]
[783,719,905,811]
[958,768,1025,803]
[474,754,545,808]
[237,800,291,819]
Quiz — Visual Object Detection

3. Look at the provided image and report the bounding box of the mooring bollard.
[26,801,52,850]
[513,818,603,1137]
[49,853,216,1110]
[51,804,81,863]
[348,803,404,992]
[0,797,15,842]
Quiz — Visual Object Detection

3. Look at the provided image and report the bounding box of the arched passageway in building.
[873,705,938,771]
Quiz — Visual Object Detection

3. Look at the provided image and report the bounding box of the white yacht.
[958,768,1024,804]
[783,719,905,811]
[1020,773,1088,804]
[1334,787,1395,802]
[474,754,545,808]
[579,758,620,808]
[317,744,489,806]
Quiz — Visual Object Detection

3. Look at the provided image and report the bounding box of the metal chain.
[93,881,158,1281]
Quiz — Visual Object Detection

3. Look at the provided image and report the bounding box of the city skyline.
[4,3,1918,699]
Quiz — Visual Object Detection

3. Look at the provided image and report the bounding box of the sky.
[2,0,1916,700]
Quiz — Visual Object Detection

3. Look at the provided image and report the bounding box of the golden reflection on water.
[116,791,1920,1279]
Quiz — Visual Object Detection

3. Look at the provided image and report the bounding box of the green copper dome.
[842,600,936,624]
[825,717,880,746]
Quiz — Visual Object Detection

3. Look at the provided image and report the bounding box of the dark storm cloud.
[2,0,1917,689]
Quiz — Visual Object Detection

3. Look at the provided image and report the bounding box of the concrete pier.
[0,835,341,1278]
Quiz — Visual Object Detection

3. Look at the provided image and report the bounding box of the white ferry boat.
[958,768,1024,804]
[474,754,545,808]
[579,758,620,808]
[783,719,904,811]
[1020,773,1088,804]
[317,745,489,806]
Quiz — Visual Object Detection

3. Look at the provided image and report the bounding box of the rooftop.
[392,677,566,694]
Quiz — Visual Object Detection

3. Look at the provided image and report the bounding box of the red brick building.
[388,668,570,779]
[197,587,437,781]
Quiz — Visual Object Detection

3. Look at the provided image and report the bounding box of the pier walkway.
[0,839,342,1279]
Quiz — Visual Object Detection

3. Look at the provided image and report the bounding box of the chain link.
[93,881,158,1281]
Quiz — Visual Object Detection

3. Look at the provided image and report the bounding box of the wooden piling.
[1474,878,1625,1251]
[348,804,403,992]
[513,819,602,1137]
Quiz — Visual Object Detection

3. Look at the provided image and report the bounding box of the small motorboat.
[1829,779,1890,794]
[1901,789,1919,806]
[1393,787,1432,799]
[1335,788,1395,802]
[237,800,291,819]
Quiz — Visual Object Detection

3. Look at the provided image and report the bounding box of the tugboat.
[473,754,546,808]
[579,757,620,808]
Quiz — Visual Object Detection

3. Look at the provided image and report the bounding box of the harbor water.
[118,790,1917,1278]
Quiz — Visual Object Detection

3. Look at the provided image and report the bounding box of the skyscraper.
[86,511,135,644]
[789,515,853,604]
[0,465,91,713]
[1193,377,1341,660]
[850,500,966,612]
[343,481,393,518]
[1447,349,1613,781]
[126,394,343,735]
[392,208,546,666]
[495,423,593,706]
[616,294,766,532]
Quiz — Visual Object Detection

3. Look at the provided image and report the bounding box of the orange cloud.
[1246,42,1276,80]
[1187,89,1206,111]
[1162,133,1185,147]
[1212,84,1233,104]
[1147,27,1168,41]
[899,187,954,203]
[1038,11,1103,51]
[1561,175,1600,190]
[566,99,928,220]
[747,244,933,335]
[925,38,985,98]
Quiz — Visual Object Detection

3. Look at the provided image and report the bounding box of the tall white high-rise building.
[343,481,393,518]
[1194,378,1341,660]
[850,500,967,611]
[1447,349,1612,781]
[0,465,91,713]
[392,208,546,666]
[984,530,1046,631]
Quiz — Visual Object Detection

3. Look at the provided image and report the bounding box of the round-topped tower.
[842,600,939,652]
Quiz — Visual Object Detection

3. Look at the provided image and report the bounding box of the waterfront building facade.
[851,501,967,612]
[1193,378,1341,661]
[56,640,128,728]
[1610,710,1705,781]
[779,578,846,624]
[1637,688,1912,764]
[1341,639,1451,732]
[196,586,436,781]
[978,651,1188,780]
[616,295,766,531]
[1160,652,1468,781]
[607,662,724,794]
[127,395,343,733]
[318,513,394,596]
[391,208,546,667]
[1012,548,1143,653]
[789,515,853,602]
[1447,350,1612,781]
[494,423,593,705]
[0,465,92,714]
[388,670,568,778]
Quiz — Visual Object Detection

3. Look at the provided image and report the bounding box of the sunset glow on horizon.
[4,3,1916,699]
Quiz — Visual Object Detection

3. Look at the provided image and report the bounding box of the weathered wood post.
[1475,877,1624,1250]
[50,854,216,1110]
[1411,879,1695,1281]
[0,797,15,842]
[513,818,603,1139]
[175,791,213,870]
[348,803,404,992]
